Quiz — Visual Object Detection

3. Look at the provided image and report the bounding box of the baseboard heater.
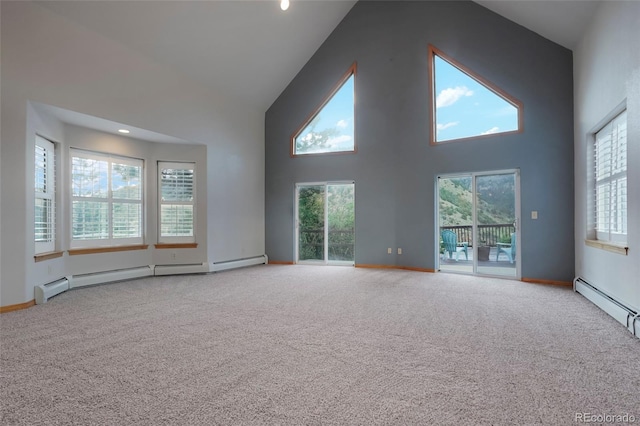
[210,255,268,272]
[153,262,209,276]
[71,266,153,288]
[35,277,71,304]
[574,277,639,339]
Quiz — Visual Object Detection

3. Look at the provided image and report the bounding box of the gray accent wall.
[265,0,574,281]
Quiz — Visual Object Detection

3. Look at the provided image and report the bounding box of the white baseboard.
[210,255,267,272]
[574,277,639,339]
[71,266,153,288]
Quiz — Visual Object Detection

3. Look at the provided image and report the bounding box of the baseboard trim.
[356,264,436,273]
[267,260,295,265]
[0,299,36,314]
[522,278,572,287]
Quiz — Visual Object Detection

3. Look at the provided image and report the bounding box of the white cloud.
[436,86,474,108]
[327,135,353,147]
[437,122,459,131]
[481,126,500,135]
[336,119,348,129]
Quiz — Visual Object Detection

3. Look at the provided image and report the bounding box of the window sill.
[155,243,198,249]
[585,239,628,255]
[68,245,149,256]
[34,251,64,262]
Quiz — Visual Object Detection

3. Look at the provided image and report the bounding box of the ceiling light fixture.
[118,129,130,134]
[280,0,289,11]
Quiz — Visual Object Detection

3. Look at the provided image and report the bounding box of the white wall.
[1,2,265,306]
[574,1,640,311]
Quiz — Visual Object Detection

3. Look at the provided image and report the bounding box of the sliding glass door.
[296,182,355,265]
[437,170,519,278]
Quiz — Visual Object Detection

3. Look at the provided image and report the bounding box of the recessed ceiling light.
[280,0,289,11]
[118,129,130,134]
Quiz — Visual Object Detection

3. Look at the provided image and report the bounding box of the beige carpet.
[1,265,638,425]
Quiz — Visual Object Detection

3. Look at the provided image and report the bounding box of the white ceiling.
[476,0,600,51]
[36,0,600,141]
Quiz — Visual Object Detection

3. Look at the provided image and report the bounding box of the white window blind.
[71,149,144,248]
[595,110,627,243]
[159,162,195,243]
[35,136,56,254]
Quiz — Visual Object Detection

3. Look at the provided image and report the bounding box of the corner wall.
[1,2,265,306]
[574,1,640,311]
[265,0,574,281]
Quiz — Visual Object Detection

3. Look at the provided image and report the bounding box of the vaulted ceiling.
[38,0,600,112]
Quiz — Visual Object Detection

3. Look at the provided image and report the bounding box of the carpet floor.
[1,265,639,425]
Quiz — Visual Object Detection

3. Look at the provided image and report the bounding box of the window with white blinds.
[159,162,195,243]
[71,149,144,248]
[35,136,56,254]
[595,110,627,243]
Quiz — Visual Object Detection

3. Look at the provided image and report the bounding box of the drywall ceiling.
[37,0,599,113]
[475,0,600,50]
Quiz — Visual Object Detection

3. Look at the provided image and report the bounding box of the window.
[291,63,356,156]
[429,45,522,144]
[71,149,143,248]
[595,110,627,243]
[159,162,195,243]
[35,136,56,254]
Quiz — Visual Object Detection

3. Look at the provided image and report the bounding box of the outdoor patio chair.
[441,229,468,261]
[496,232,516,263]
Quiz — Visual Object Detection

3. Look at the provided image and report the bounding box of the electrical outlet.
[387,248,392,254]
[398,248,402,255]
[171,252,177,260]
[531,211,538,219]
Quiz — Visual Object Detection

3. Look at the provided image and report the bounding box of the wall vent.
[210,255,268,272]
[153,262,209,276]
[35,277,70,304]
[574,277,639,339]
[71,266,153,288]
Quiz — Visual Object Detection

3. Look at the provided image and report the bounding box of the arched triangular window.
[291,63,356,156]
[429,45,523,144]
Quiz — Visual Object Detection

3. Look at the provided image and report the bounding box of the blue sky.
[434,56,518,142]
[295,75,355,154]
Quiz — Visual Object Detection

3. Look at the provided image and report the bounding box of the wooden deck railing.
[440,224,514,247]
[298,229,355,261]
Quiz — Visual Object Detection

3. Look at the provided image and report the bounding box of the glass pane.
[35,145,47,193]
[438,176,473,273]
[35,198,52,242]
[72,157,108,198]
[161,168,194,202]
[112,163,142,200]
[113,203,141,238]
[72,201,109,240]
[294,74,355,155]
[161,205,193,237]
[476,174,516,277]
[298,185,325,261]
[327,184,354,262]
[434,55,518,142]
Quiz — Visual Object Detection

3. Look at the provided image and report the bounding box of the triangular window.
[429,45,522,144]
[292,63,356,156]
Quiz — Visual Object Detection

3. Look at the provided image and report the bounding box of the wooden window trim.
[154,243,198,249]
[585,239,628,255]
[290,62,357,157]
[68,244,148,256]
[428,44,524,146]
[34,251,64,262]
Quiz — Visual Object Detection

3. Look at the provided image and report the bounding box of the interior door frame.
[436,169,520,279]
[294,181,355,266]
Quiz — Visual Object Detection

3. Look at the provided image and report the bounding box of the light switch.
[531,211,538,219]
